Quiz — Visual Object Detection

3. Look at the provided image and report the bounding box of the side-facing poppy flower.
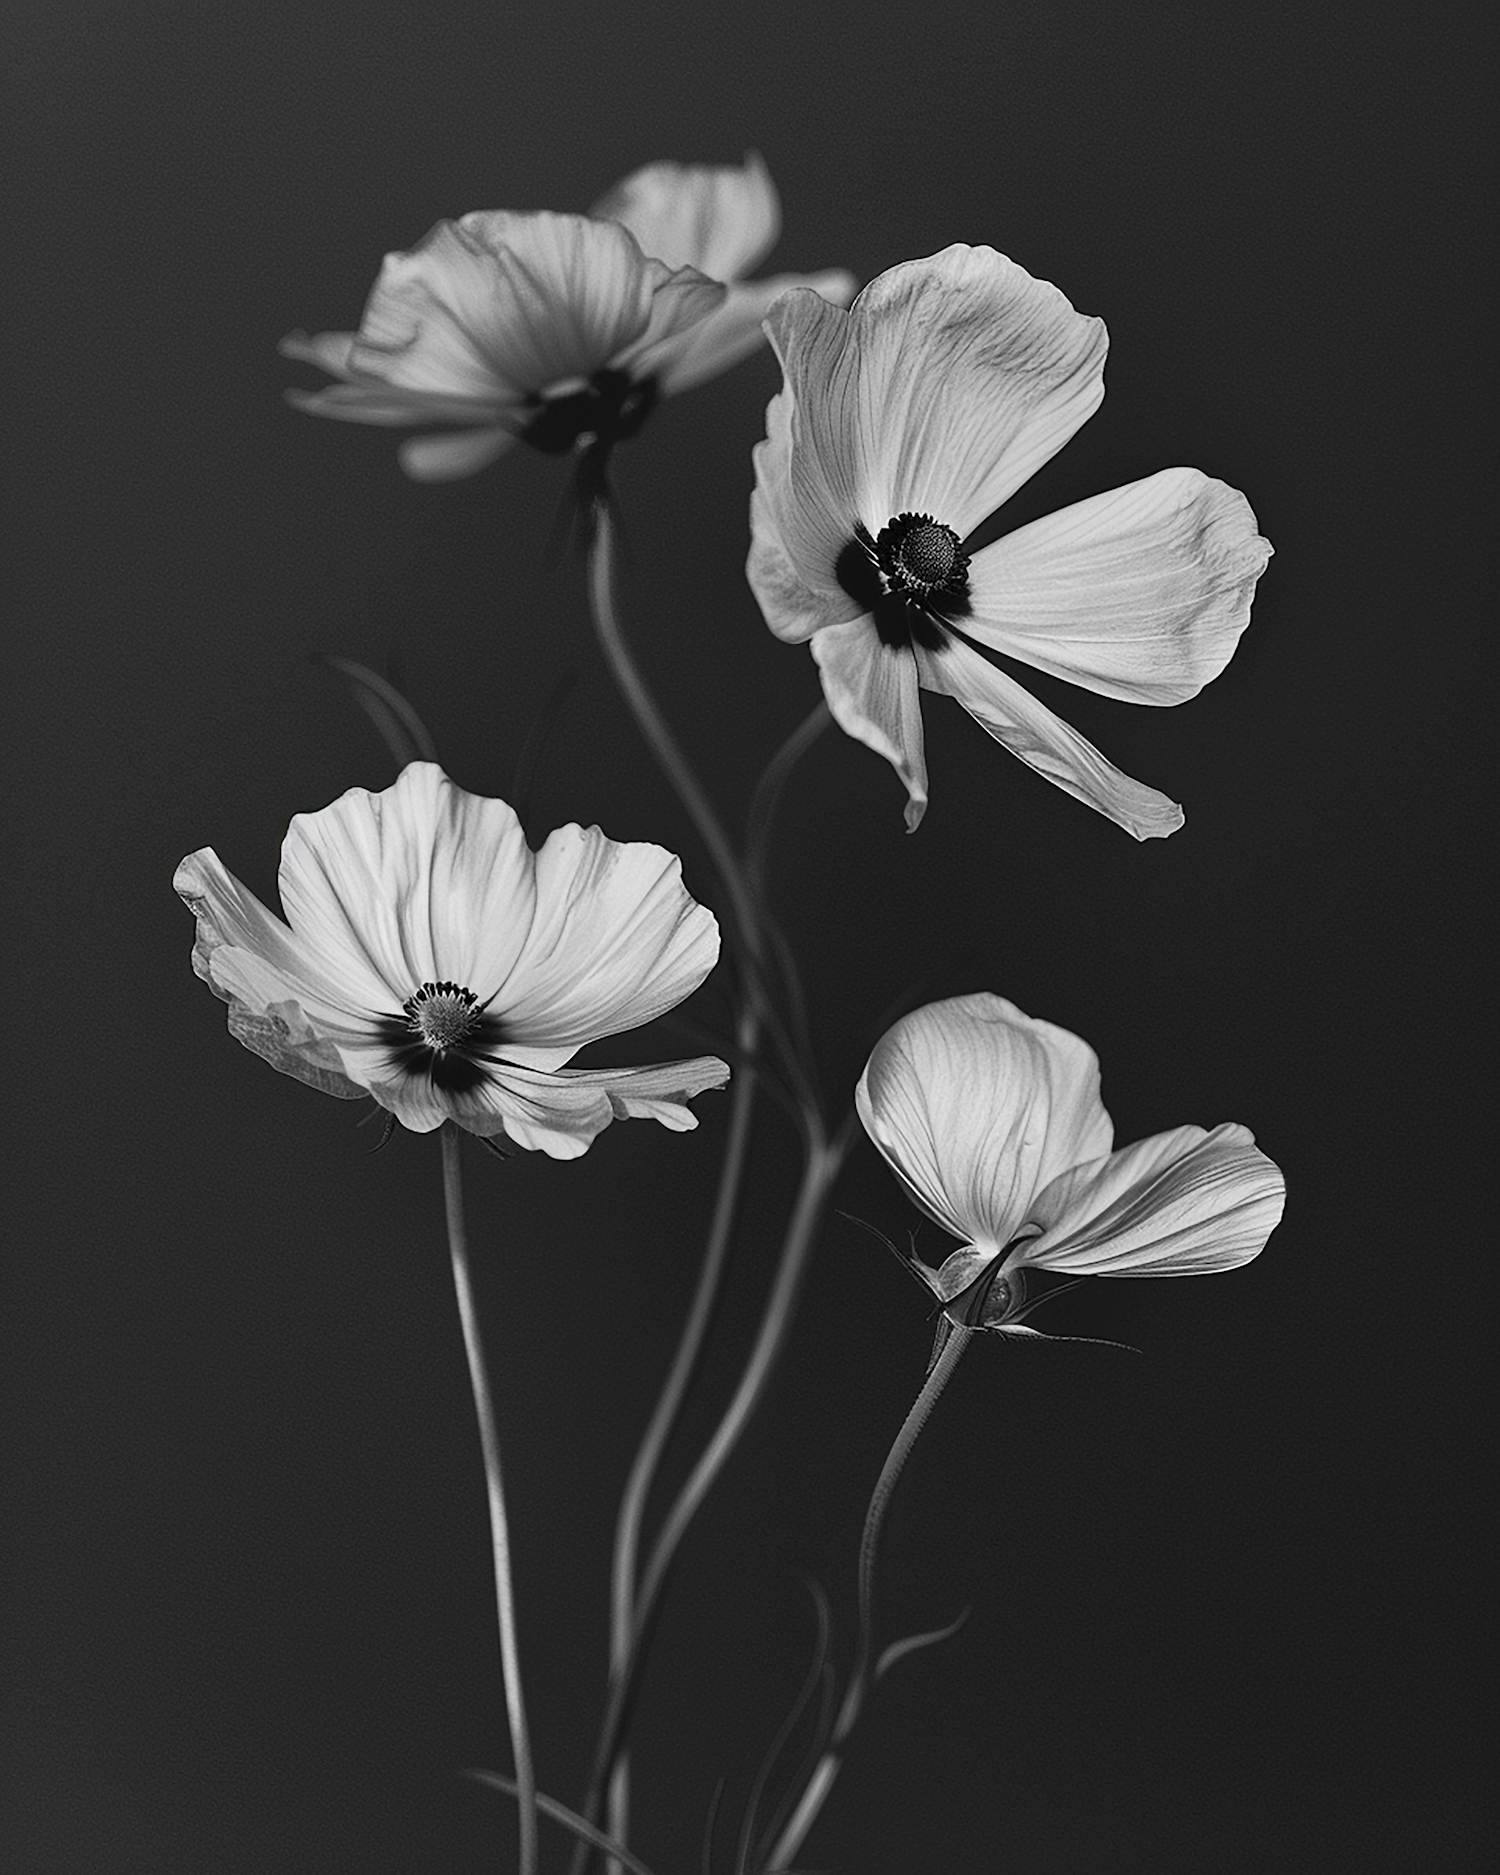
[588,151,856,397]
[175,762,729,1158]
[748,246,1273,836]
[281,212,724,481]
[282,158,853,483]
[855,993,1284,1334]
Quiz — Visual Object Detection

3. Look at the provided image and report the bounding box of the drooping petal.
[1020,1123,1286,1276]
[398,425,517,481]
[283,380,513,428]
[964,469,1273,704]
[762,247,1107,550]
[653,271,858,396]
[590,152,781,281]
[450,1055,731,1160]
[174,848,382,1095]
[279,330,358,380]
[809,620,929,831]
[276,763,540,1009]
[914,634,1185,840]
[495,824,720,1052]
[856,994,1114,1252]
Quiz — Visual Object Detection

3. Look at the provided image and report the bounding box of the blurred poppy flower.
[589,151,856,396]
[748,246,1272,836]
[175,762,728,1158]
[855,993,1284,1334]
[281,157,853,482]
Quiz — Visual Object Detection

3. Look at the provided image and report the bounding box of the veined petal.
[495,825,720,1051]
[763,247,1106,551]
[174,849,382,1095]
[964,469,1273,704]
[914,635,1185,839]
[747,472,862,643]
[1021,1123,1285,1275]
[451,1055,731,1160]
[590,152,781,281]
[653,270,858,396]
[276,763,539,1009]
[856,994,1113,1252]
[398,425,517,480]
[809,619,929,831]
[452,211,722,390]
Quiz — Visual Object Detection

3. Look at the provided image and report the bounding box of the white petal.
[348,222,530,398]
[174,848,380,1095]
[654,271,858,396]
[809,619,929,831]
[1020,1123,1286,1275]
[279,330,358,379]
[494,825,721,1052]
[746,473,862,644]
[449,211,721,391]
[855,993,1114,1252]
[398,425,516,481]
[914,634,1185,839]
[276,762,542,1009]
[451,1056,731,1160]
[590,151,780,279]
[964,469,1273,703]
[284,382,513,428]
[764,247,1106,550]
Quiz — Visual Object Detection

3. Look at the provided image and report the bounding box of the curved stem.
[746,700,830,891]
[442,1125,539,1875]
[584,494,820,1124]
[761,1324,974,1871]
[572,1130,846,1874]
[601,1009,761,1870]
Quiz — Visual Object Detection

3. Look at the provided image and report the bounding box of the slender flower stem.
[571,1129,846,1875]
[762,1324,975,1871]
[442,1124,539,1875]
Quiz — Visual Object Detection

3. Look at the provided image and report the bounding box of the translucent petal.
[856,994,1113,1252]
[398,425,516,481]
[654,270,858,396]
[809,619,929,830]
[449,1055,731,1159]
[964,469,1273,703]
[761,248,1106,558]
[590,151,781,280]
[494,824,721,1051]
[1021,1123,1286,1275]
[914,634,1185,840]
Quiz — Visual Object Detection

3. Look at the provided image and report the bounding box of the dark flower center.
[374,980,507,1095]
[521,368,658,456]
[834,512,971,651]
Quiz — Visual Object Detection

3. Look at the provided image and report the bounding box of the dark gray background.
[6,2,1488,1868]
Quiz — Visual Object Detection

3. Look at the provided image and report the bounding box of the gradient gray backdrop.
[7,2,1488,1869]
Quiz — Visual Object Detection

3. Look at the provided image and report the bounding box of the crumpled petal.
[1020,1123,1285,1275]
[856,994,1113,1252]
[590,151,782,282]
[809,620,929,831]
[174,848,380,1096]
[449,1055,731,1159]
[761,247,1106,549]
[964,469,1273,704]
[914,634,1185,840]
[496,822,721,1053]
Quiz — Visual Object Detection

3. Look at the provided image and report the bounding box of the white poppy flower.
[748,246,1273,836]
[589,152,856,396]
[855,993,1284,1333]
[175,763,729,1159]
[281,157,853,482]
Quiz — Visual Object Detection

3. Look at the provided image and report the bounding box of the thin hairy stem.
[442,1126,539,1875]
[761,1325,975,1870]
